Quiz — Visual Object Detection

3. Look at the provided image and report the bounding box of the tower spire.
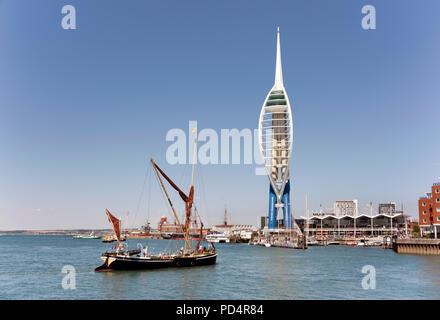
[274,27,284,90]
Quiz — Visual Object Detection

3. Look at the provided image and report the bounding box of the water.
[1,235,440,299]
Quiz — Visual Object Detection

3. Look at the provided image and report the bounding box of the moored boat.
[95,149,218,271]
[102,234,126,243]
[73,231,101,239]
[95,247,217,271]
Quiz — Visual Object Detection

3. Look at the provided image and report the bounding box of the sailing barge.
[95,157,217,271]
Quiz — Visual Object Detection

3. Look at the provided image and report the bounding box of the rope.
[131,164,150,229]
[195,162,211,226]
[146,164,152,225]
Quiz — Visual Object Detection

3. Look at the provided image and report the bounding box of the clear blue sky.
[1,0,439,230]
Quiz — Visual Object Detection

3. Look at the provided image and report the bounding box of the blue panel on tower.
[268,184,277,228]
[267,180,291,229]
[282,180,291,229]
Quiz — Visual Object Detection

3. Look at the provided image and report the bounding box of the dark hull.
[161,233,200,240]
[95,252,217,271]
[102,238,126,243]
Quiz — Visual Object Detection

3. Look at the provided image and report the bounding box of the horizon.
[1,0,439,230]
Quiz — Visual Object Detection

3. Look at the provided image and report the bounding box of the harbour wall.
[393,239,440,255]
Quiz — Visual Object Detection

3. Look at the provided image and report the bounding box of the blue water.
[1,235,439,299]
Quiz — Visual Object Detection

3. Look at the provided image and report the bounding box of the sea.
[1,235,440,300]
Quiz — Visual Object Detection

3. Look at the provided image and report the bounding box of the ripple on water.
[1,236,440,299]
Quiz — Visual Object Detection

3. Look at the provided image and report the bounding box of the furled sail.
[152,162,194,233]
[105,209,121,248]
[195,222,204,252]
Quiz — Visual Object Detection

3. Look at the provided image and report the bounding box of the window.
[437,208,440,213]
[423,219,427,223]
[423,210,427,214]
[437,217,440,222]
[436,189,440,194]
[422,202,426,206]
[437,198,440,203]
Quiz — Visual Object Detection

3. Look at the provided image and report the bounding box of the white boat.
[206,231,230,243]
[357,239,379,246]
[264,243,271,247]
[73,232,101,239]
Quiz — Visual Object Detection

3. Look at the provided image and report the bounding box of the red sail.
[153,163,189,202]
[184,186,194,232]
[152,162,194,232]
[105,209,121,247]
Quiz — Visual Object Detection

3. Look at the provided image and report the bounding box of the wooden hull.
[95,252,217,271]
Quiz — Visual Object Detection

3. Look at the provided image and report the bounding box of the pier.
[392,238,440,255]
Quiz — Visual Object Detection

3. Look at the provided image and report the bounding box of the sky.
[0,0,439,230]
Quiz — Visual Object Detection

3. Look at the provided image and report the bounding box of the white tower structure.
[258,28,294,229]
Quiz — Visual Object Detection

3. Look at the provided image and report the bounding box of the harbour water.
[1,235,440,300]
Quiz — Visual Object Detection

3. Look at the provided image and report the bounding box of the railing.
[304,227,398,232]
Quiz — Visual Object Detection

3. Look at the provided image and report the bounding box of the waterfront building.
[333,200,358,217]
[258,28,294,230]
[211,212,257,239]
[260,216,269,229]
[379,202,397,215]
[298,203,406,238]
[157,216,207,236]
[211,224,257,236]
[418,182,440,238]
[208,208,257,241]
[259,216,289,229]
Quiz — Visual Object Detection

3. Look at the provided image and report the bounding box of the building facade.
[298,201,407,238]
[333,200,358,217]
[419,182,440,238]
[379,202,397,215]
[298,213,407,237]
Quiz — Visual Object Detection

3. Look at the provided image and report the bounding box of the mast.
[124,212,129,239]
[188,127,197,247]
[191,128,197,187]
[306,194,309,238]
[224,206,228,226]
[151,158,192,251]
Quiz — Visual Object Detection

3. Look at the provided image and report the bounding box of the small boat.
[102,234,116,243]
[95,155,217,271]
[102,234,126,243]
[73,232,101,239]
[327,241,340,245]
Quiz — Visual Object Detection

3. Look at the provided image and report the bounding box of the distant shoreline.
[0,229,113,236]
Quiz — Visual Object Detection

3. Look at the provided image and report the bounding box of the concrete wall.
[395,239,440,255]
